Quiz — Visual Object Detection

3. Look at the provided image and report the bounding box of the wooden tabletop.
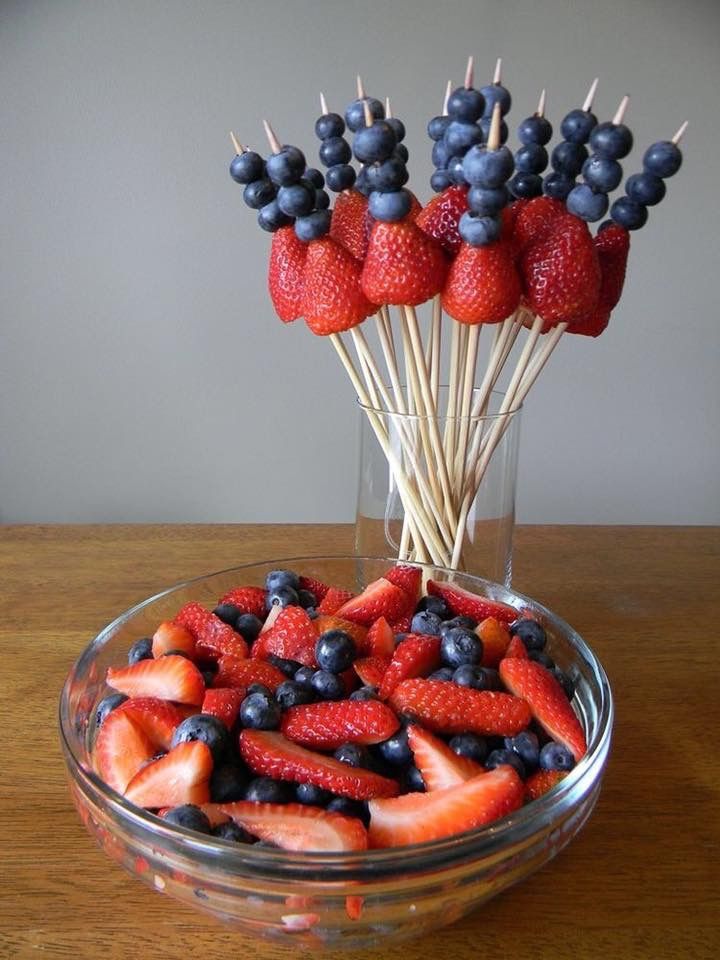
[2,524,718,959]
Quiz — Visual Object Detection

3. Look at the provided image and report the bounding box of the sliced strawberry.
[251,606,318,666]
[364,617,395,658]
[106,655,205,706]
[297,575,330,604]
[151,621,196,659]
[345,895,364,921]
[317,587,355,616]
[388,611,412,634]
[213,655,286,691]
[124,740,213,808]
[354,656,390,688]
[368,766,524,847]
[476,617,511,668]
[426,580,517,625]
[377,635,441,700]
[93,709,156,794]
[174,601,249,661]
[314,614,368,652]
[499,658,587,761]
[117,697,187,750]
[382,563,422,603]
[390,678,531,737]
[335,577,409,627]
[201,687,244,730]
[406,724,485,791]
[239,730,400,800]
[217,585,267,620]
[219,801,368,852]
[524,768,569,802]
[503,635,529,659]
[280,700,400,750]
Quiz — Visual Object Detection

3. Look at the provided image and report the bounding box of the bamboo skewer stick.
[454,323,481,496]
[429,295,442,407]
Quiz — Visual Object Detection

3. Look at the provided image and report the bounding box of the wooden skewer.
[262,120,282,154]
[536,89,546,118]
[363,98,374,128]
[320,91,329,115]
[582,77,599,113]
[464,55,474,89]
[429,295,442,407]
[672,121,689,145]
[493,57,503,85]
[229,132,244,155]
[613,95,630,126]
[356,75,366,99]
[443,80,453,115]
[385,97,392,118]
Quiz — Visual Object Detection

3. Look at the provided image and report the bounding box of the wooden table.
[2,525,718,959]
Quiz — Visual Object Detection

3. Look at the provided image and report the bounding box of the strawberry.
[219,802,368,852]
[213,655,286,691]
[302,236,376,336]
[426,580,517,625]
[93,709,156,794]
[251,606,318,666]
[365,616,395,658]
[361,220,449,306]
[476,617,511,668]
[364,193,423,249]
[174,601,249,661]
[106,655,205,706]
[389,678,531,736]
[407,724,484,791]
[499,658,587,761]
[124,740,213,808]
[313,614,368,652]
[217,585,267,620]
[335,577,409,627]
[117,696,187,750]
[317,586,355,616]
[353,655,390,687]
[566,305,610,339]
[415,185,468,256]
[239,730,400,800]
[377,635,441,700]
[280,699,400,750]
[524,768,569,802]
[368,766,524,847]
[503,634,529,659]
[512,196,566,255]
[201,687,244,730]
[298,575,330,604]
[330,189,369,261]
[442,241,522,325]
[388,611,413,634]
[268,225,307,322]
[521,213,601,324]
[569,223,630,338]
[345,895,364,921]
[151,621,196,659]
[382,563,422,606]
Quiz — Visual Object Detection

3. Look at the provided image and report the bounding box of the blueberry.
[345,96,384,132]
[427,114,451,141]
[440,615,477,634]
[235,613,263,642]
[162,804,212,834]
[93,693,128,729]
[590,122,633,160]
[428,667,455,682]
[229,150,264,184]
[353,121,397,164]
[458,212,502,247]
[127,638,153,664]
[449,733,488,764]
[447,155,469,186]
[479,115,509,144]
[452,664,490,690]
[431,139,452,170]
[582,155,623,193]
[243,178,276,209]
[552,667,575,700]
[485,748,525,778]
[266,655,303,678]
[467,184,510,215]
[515,143,548,174]
[275,680,314,709]
[266,145,306,186]
[528,649,555,669]
[443,119,483,154]
[518,115,553,146]
[315,112,345,140]
[393,143,409,164]
[365,157,409,192]
[296,589,317,610]
[626,171,666,206]
[643,140,682,178]
[210,764,248,802]
[462,145,514,188]
[325,163,356,192]
[551,141,588,177]
[211,820,252,843]
[354,166,372,196]
[349,685,378,701]
[266,584,300,609]
[294,665,316,690]
[508,173,544,200]
[410,610,443,636]
[315,630,356,673]
[334,743,373,768]
[416,595,450,619]
[566,183,609,222]
[247,683,274,699]
[327,797,371,825]
[375,727,411,766]
[401,764,425,793]
[313,189,330,211]
[304,167,325,189]
[245,777,293,803]
[543,171,575,200]
[171,714,231,763]
[212,603,240,626]
[386,116,406,142]
[481,83,512,117]
[296,782,331,805]
[368,188,412,222]
[482,667,502,690]
[257,200,293,232]
[610,195,648,230]
[504,731,540,769]
[447,86,485,122]
[311,669,345,700]
[539,742,575,772]
[277,181,316,217]
[294,209,331,242]
[239,692,281,730]
[510,618,547,651]
[560,109,597,144]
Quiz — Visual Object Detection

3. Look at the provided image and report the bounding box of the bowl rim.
[59,554,614,879]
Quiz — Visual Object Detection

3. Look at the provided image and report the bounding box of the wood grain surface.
[1,524,718,960]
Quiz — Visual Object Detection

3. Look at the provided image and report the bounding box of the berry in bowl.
[59,556,613,949]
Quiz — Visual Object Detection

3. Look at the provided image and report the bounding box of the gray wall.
[2,0,718,524]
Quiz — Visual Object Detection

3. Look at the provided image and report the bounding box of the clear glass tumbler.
[355,388,521,583]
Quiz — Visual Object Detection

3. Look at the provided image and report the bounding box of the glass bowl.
[59,556,613,950]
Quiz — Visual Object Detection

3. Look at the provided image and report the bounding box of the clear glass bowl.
[59,556,613,950]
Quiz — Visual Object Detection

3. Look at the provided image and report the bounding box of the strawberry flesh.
[106,655,205,706]
[407,724,485,791]
[124,740,213,808]
[219,801,368,852]
[390,678,531,736]
[280,699,400,750]
[426,580,517,625]
[335,577,409,627]
[94,708,156,794]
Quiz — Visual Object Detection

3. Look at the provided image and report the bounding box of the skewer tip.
[493,57,503,85]
[363,98,374,128]
[671,120,688,145]
[356,74,366,99]
[487,101,502,151]
[464,55,474,89]
[536,88,546,118]
[582,77,599,112]
[229,132,244,155]
[262,119,282,154]
[320,91,329,115]
[612,94,630,126]
[385,96,393,119]
[443,79,453,115]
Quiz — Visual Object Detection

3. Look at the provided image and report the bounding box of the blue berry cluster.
[315,105,357,194]
[427,82,485,193]
[609,137,683,231]
[509,107,553,200]
[567,106,632,222]
[458,114,515,246]
[351,101,414,223]
[543,103,598,202]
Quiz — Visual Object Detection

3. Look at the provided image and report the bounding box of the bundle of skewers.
[228,58,686,570]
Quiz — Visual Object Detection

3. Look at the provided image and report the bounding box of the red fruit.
[512,196,566,255]
[335,577,409,627]
[377,635,441,700]
[268,225,307,323]
[383,563,422,605]
[442,241,522,325]
[213,655,286,691]
[251,606,318,666]
[174,601,249,661]
[317,586,355,616]
[94,709,156,794]
[298,575,331,603]
[499,658,587,761]
[368,766,524,847]
[503,634,529,660]
[476,617,511,668]
[389,678,531,736]
[106,655,205,706]
[302,236,376,336]
[365,616,395,658]
[201,687,244,730]
[280,699,400,750]
[426,580,517,625]
[566,305,610,339]
[117,697,187,750]
[568,224,630,338]
[415,185,469,256]
[151,621,196,659]
[524,768,569,801]
[314,614,368,652]
[240,730,400,800]
[330,189,369,261]
[124,740,213,808]
[217,585,266,620]
[361,220,449,306]
[345,895,364,921]
[407,724,484,791]
[522,213,601,324]
[353,655,390,687]
[219,801,368,852]
[389,611,412,634]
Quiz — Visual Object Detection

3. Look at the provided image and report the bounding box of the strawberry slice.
[314,614,368,652]
[524,768,569,801]
[297,575,330,604]
[406,725,485,791]
[117,697,187,750]
[174,601,249,661]
[201,687,245,730]
[368,766,524,847]
[377,635,441,700]
[124,740,213,808]
[335,578,409,627]
[353,655,390,688]
[389,678,531,737]
[388,611,412,634]
[382,564,422,604]
[317,587,355,616]
[106,655,205,706]
[213,655,286,691]
[503,634,529,659]
[251,606,318,666]
[218,802,368,852]
[216,585,267,620]
[93,709,156,794]
[239,730,400,800]
[426,580,517,625]
[280,700,400,750]
[364,616,395,658]
[476,617,511,668]
[499,658,587,761]
[151,621,196,659]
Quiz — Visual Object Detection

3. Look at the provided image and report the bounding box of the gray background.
[2,0,718,524]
